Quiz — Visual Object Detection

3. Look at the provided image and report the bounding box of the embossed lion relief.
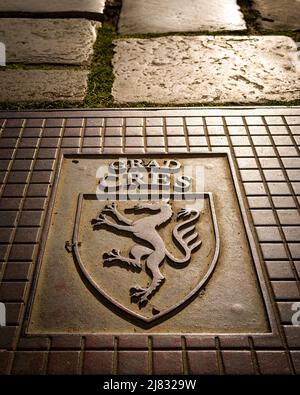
[92,201,201,307]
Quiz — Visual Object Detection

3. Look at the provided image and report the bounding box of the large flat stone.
[0,0,106,14]
[253,0,300,31]
[0,69,89,103]
[112,36,300,104]
[118,0,246,34]
[0,19,100,65]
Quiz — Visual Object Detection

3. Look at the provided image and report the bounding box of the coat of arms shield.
[71,193,219,324]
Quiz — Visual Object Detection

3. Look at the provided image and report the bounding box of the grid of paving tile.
[0,107,299,375]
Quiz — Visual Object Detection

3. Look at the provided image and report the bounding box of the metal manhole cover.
[28,154,269,333]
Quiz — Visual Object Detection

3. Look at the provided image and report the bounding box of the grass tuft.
[83,23,117,108]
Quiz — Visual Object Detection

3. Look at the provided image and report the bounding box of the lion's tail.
[165,209,201,264]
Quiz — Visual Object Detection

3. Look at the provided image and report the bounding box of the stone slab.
[253,0,300,31]
[112,36,300,104]
[0,0,106,14]
[118,0,246,34]
[0,19,100,65]
[0,69,89,103]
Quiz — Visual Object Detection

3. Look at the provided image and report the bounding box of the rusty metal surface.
[0,107,299,375]
[27,154,269,333]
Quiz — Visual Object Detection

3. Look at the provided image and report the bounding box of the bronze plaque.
[28,154,269,334]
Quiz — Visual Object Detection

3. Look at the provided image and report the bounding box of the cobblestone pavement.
[0,107,299,375]
[0,1,299,105]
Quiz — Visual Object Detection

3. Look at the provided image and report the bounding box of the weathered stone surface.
[0,69,89,103]
[0,19,100,65]
[118,0,246,34]
[253,0,300,31]
[112,36,300,104]
[0,0,106,14]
